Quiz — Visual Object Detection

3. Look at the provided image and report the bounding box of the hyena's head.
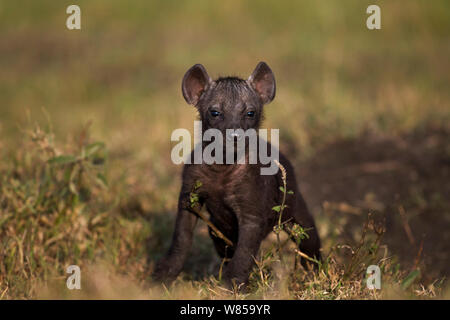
[181,62,276,141]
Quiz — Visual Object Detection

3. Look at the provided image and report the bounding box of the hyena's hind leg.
[288,197,322,270]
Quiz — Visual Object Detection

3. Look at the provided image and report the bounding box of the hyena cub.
[154,62,321,287]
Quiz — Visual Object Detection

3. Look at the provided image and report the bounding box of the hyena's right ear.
[182,64,212,106]
[248,62,276,105]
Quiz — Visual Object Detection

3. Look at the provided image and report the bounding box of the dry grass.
[0,124,447,299]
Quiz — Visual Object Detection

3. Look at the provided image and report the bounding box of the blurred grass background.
[0,0,449,299]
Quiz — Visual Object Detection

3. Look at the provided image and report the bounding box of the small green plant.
[271,160,317,267]
[189,180,202,208]
[271,160,293,262]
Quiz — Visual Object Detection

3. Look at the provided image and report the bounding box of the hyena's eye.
[246,111,255,117]
[210,110,221,117]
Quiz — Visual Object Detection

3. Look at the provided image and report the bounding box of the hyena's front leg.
[153,192,198,282]
[222,219,265,287]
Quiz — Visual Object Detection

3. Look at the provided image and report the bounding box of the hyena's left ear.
[182,64,212,106]
[248,61,276,104]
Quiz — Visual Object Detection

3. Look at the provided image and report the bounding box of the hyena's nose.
[226,130,244,142]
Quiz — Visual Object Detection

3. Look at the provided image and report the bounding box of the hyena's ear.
[182,64,212,105]
[248,61,276,104]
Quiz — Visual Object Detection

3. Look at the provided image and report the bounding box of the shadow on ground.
[298,127,450,280]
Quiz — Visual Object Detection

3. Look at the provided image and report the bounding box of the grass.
[0,122,447,299]
[0,0,449,299]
